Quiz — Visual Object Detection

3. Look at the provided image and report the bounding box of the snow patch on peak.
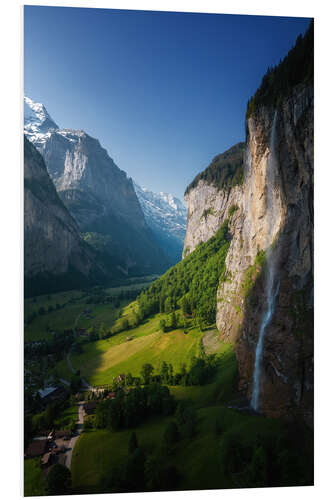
[134,182,187,237]
[24,95,59,149]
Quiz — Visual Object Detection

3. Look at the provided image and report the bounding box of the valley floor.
[24,281,313,495]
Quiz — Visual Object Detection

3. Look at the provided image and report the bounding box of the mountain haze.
[134,183,187,263]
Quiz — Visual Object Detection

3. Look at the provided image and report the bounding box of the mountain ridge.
[24,96,170,275]
[133,182,187,263]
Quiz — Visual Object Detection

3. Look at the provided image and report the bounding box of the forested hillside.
[137,218,231,327]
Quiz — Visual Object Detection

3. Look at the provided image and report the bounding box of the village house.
[37,385,67,406]
[25,439,48,459]
[83,401,98,415]
[105,392,116,400]
[54,430,72,440]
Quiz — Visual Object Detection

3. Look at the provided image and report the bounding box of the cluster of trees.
[45,464,71,495]
[185,142,245,194]
[29,393,75,434]
[25,302,64,325]
[94,384,176,431]
[135,357,217,387]
[84,289,140,306]
[102,401,198,493]
[104,438,180,493]
[24,331,75,361]
[137,220,231,327]
[246,20,313,120]
[219,420,313,488]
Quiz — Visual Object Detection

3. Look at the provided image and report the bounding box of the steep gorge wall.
[233,85,313,422]
[183,84,313,422]
[40,130,169,274]
[182,181,242,257]
[24,137,107,296]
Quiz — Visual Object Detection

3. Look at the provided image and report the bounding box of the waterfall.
[250,110,280,411]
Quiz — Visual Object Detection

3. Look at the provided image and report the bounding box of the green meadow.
[24,278,156,343]
[56,312,204,385]
[24,458,45,496]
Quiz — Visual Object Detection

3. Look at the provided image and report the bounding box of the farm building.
[83,401,98,415]
[25,439,48,459]
[37,385,67,405]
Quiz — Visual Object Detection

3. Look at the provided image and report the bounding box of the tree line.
[246,20,313,121]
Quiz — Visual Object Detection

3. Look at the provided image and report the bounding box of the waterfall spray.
[250,110,280,411]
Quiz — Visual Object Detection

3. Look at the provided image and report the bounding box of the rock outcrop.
[24,137,108,296]
[182,143,245,258]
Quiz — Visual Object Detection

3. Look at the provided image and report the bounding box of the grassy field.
[56,313,204,385]
[53,405,78,429]
[71,401,287,494]
[24,458,45,496]
[25,303,86,342]
[170,343,237,407]
[68,325,248,494]
[24,278,157,343]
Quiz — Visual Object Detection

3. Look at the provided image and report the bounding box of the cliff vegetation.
[246,20,313,120]
[184,142,245,195]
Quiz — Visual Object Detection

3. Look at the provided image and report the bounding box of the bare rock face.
[182,143,245,258]
[182,181,242,258]
[24,96,169,275]
[39,129,168,274]
[24,137,106,296]
[222,85,313,422]
[183,84,313,423]
[42,130,145,230]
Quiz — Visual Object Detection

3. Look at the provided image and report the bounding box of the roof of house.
[54,430,72,438]
[38,386,57,399]
[25,439,48,457]
[84,401,98,410]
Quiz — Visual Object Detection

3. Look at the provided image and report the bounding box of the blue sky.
[24,6,311,200]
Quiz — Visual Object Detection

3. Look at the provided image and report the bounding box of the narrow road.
[63,401,85,470]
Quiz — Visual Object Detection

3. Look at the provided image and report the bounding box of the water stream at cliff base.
[250,110,280,411]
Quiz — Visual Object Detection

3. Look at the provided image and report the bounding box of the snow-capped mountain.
[24,95,186,265]
[24,96,59,149]
[134,183,187,263]
[24,96,170,275]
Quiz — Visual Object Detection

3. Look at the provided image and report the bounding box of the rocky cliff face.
[182,143,245,258]
[24,97,169,275]
[183,84,313,423]
[183,180,242,258]
[233,84,313,423]
[24,137,107,296]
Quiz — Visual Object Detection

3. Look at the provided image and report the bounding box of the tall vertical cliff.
[24,137,110,296]
[183,23,313,423]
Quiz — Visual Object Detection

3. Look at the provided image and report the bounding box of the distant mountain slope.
[134,183,187,263]
[24,97,169,276]
[24,136,119,297]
